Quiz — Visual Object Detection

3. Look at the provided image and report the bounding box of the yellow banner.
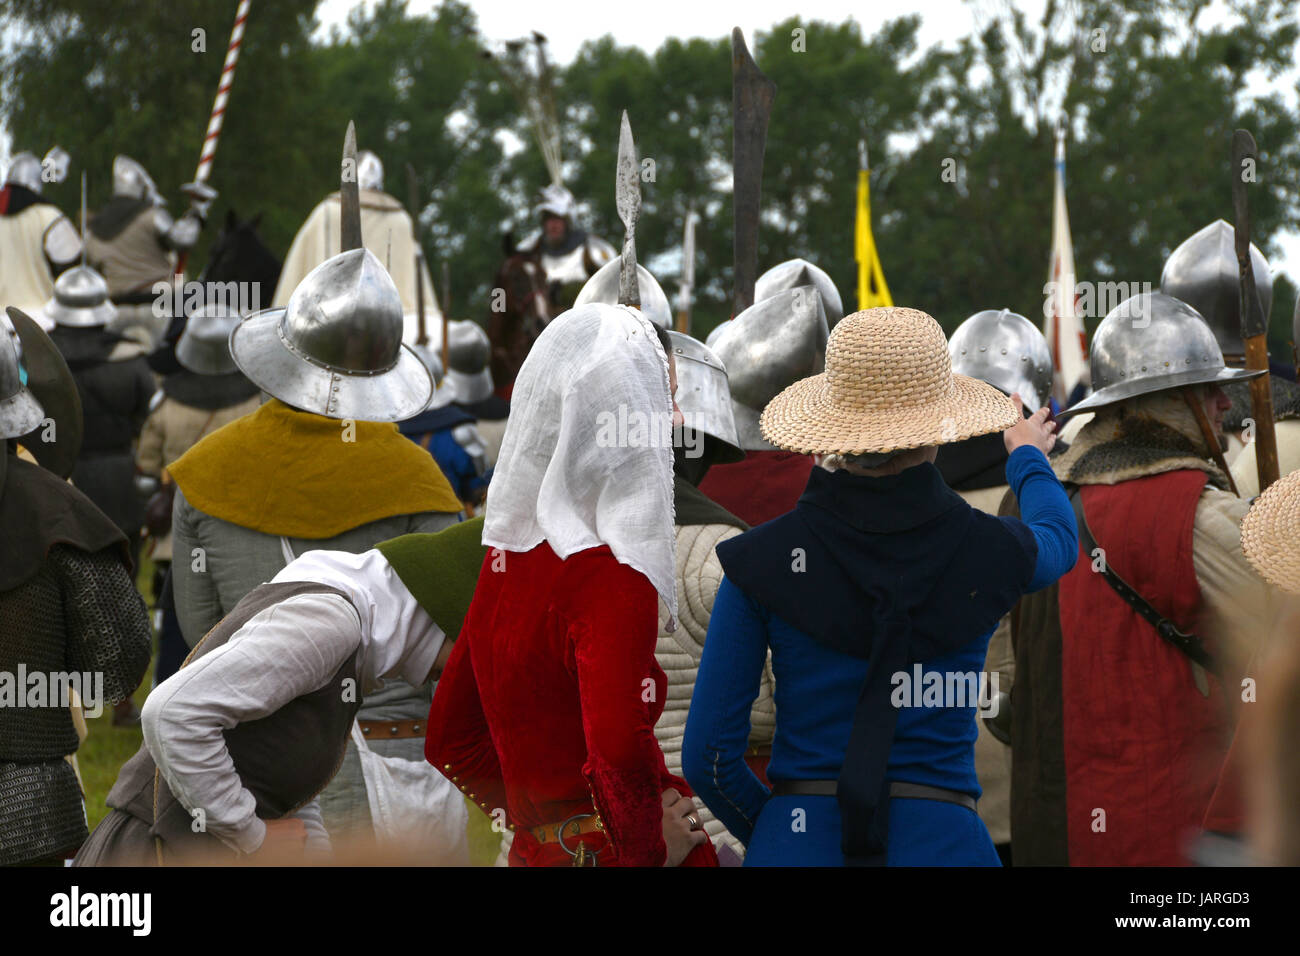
[855,167,892,310]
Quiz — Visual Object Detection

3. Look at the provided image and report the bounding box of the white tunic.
[140,547,445,856]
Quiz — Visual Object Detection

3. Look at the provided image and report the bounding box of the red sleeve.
[571,559,669,867]
[425,633,508,822]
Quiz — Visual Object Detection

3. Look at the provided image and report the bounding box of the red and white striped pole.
[176,0,250,276]
[195,0,250,185]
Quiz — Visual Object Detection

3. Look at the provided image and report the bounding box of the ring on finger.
[687,814,700,831]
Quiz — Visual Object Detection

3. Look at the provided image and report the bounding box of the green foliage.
[3,0,1297,352]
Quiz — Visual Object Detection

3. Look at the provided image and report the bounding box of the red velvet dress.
[426,542,718,867]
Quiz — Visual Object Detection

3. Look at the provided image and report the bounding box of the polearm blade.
[406,162,427,347]
[340,121,362,252]
[677,205,695,333]
[1230,129,1279,492]
[731,27,775,316]
[616,110,641,309]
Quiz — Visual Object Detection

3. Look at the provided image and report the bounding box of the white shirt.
[140,548,444,856]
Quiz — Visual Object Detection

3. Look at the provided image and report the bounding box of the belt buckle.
[556,813,599,867]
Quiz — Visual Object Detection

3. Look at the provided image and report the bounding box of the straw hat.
[759,307,1019,455]
[1241,468,1300,594]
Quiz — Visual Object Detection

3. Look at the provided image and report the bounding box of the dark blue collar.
[798,461,966,534]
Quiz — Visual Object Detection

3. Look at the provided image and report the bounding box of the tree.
[879,0,1300,358]
[1,0,324,268]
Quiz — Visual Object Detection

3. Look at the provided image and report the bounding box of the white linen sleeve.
[293,798,333,856]
[140,591,363,856]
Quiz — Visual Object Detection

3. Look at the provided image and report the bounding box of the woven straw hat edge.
[760,371,1019,456]
[1241,468,1300,595]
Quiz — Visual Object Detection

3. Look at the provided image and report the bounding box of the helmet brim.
[1058,365,1265,420]
[230,308,432,422]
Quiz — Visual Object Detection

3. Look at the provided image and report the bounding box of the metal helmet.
[1160,220,1272,360]
[755,258,845,328]
[6,307,82,477]
[535,183,577,220]
[176,302,242,376]
[573,258,672,330]
[44,265,117,328]
[407,342,459,411]
[229,247,432,421]
[0,311,45,441]
[1059,291,1264,420]
[708,284,829,450]
[665,331,743,465]
[446,320,494,404]
[5,152,43,193]
[948,309,1053,413]
[4,147,69,194]
[112,155,161,204]
[357,150,384,192]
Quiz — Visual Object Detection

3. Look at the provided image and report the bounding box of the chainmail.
[0,544,151,761]
[0,758,88,865]
[1053,395,1230,490]
[1223,376,1300,431]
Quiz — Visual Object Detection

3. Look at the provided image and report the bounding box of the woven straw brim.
[1241,468,1300,594]
[760,371,1019,456]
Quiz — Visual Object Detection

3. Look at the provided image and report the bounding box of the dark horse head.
[200,208,283,312]
[487,231,552,392]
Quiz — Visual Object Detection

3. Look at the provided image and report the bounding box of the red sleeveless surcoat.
[1058,470,1233,865]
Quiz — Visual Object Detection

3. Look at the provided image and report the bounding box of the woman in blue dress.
[682,307,1077,866]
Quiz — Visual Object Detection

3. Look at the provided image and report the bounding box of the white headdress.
[483,302,678,627]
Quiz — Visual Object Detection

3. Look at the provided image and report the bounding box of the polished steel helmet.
[358,150,384,192]
[407,342,459,411]
[112,155,161,204]
[445,319,494,404]
[0,312,45,441]
[1160,220,1271,361]
[44,265,118,328]
[949,308,1053,413]
[5,152,43,193]
[229,247,432,421]
[665,331,744,465]
[1059,291,1264,419]
[573,258,672,330]
[176,302,241,376]
[755,258,844,328]
[707,284,829,450]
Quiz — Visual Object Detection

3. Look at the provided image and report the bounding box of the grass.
[76,553,502,864]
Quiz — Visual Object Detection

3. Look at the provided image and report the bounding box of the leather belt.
[770,779,977,812]
[357,719,426,740]
[530,813,605,846]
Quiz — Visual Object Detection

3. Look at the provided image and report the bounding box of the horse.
[200,208,283,309]
[487,232,552,393]
[146,209,283,374]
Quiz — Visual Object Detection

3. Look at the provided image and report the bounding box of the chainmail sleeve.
[52,544,153,706]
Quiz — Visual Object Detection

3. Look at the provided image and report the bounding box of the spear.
[176,0,251,276]
[731,28,776,316]
[406,163,427,348]
[340,121,361,251]
[616,111,641,309]
[677,204,696,333]
[441,259,451,372]
[1230,129,1279,492]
